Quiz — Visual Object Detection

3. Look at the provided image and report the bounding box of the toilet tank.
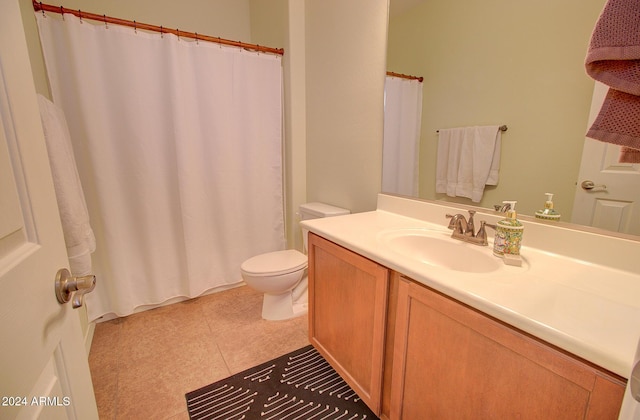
[299,202,350,221]
[299,202,350,252]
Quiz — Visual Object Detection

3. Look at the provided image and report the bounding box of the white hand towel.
[37,95,96,276]
[436,126,502,202]
[485,128,502,186]
[436,127,464,196]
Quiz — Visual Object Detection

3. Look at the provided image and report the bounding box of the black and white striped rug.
[185,345,378,420]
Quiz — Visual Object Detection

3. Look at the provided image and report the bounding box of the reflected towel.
[436,126,502,202]
[585,0,640,161]
[620,146,640,163]
[37,95,96,275]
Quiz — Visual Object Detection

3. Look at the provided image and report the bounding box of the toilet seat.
[241,249,307,276]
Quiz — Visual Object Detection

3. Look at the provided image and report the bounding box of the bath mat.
[185,345,378,420]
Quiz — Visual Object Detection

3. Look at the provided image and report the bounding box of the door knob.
[55,268,96,309]
[581,180,607,191]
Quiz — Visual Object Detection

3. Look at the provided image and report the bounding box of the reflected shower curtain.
[383,76,423,196]
[37,13,285,320]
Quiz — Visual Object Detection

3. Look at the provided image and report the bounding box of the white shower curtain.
[383,76,423,196]
[36,13,285,321]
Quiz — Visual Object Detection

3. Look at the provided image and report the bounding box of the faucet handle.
[476,220,489,245]
[445,214,458,230]
[474,221,493,246]
[466,210,476,235]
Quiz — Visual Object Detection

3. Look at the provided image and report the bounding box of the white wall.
[304,0,388,214]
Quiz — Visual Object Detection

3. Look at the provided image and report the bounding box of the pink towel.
[585,0,640,163]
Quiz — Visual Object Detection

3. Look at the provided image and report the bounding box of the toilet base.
[261,278,308,321]
[292,288,308,316]
[262,292,307,321]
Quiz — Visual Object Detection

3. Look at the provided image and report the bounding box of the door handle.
[55,268,96,309]
[581,180,607,191]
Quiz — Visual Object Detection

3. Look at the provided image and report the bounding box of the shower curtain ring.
[103,14,108,29]
[133,20,137,33]
[78,9,82,23]
[160,25,163,38]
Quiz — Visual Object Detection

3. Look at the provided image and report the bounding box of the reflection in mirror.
[382,74,423,197]
[385,0,640,237]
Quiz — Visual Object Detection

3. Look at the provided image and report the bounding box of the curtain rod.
[32,1,284,56]
[387,71,423,82]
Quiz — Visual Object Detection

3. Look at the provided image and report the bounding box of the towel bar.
[437,125,508,133]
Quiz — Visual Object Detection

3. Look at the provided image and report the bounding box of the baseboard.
[84,320,96,356]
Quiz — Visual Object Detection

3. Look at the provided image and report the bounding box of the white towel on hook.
[37,94,96,276]
[435,125,502,202]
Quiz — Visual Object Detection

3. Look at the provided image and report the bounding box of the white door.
[571,81,640,236]
[0,1,98,419]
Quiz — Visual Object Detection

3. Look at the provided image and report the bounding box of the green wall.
[387,0,606,218]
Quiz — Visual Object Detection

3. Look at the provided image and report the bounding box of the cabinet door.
[308,233,389,414]
[390,278,625,419]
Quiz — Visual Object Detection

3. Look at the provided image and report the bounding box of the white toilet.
[240,202,350,320]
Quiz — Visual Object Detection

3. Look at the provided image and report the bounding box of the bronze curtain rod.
[32,1,284,56]
[387,71,423,83]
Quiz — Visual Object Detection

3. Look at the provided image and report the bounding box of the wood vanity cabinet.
[307,233,626,419]
[390,276,626,419]
[307,233,389,414]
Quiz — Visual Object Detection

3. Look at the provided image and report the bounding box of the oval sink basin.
[378,229,501,273]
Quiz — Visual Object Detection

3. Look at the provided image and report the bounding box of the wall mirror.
[384,0,640,238]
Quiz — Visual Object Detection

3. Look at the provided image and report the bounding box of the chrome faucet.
[446,211,474,237]
[445,210,494,246]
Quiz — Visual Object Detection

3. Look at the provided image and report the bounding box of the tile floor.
[88,285,310,419]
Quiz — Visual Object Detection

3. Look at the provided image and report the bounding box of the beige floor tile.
[89,285,309,420]
[213,316,309,373]
[89,319,122,419]
[90,370,117,420]
[165,411,190,420]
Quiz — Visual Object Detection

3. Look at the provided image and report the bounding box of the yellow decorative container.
[493,201,523,257]
[535,193,561,221]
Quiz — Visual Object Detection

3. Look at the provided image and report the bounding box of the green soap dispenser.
[493,200,524,257]
[535,193,561,221]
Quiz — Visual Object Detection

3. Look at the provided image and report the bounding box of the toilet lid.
[241,249,307,276]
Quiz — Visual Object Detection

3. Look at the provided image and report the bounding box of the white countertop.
[301,195,640,378]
